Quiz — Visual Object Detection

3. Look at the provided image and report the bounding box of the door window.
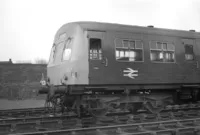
[182,39,195,61]
[185,45,194,61]
[89,38,102,60]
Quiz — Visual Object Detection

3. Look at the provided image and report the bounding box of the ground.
[0,95,46,110]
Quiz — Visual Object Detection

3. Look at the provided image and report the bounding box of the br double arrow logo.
[123,68,138,79]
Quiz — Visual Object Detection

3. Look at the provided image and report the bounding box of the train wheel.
[88,99,108,117]
[125,102,142,114]
[143,101,164,114]
[45,94,64,115]
[44,100,54,113]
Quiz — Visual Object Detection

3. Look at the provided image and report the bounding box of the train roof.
[58,21,200,39]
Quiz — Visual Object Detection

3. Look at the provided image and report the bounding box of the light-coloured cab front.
[47,23,89,86]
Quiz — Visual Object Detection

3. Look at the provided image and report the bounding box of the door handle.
[105,57,108,67]
[102,57,108,67]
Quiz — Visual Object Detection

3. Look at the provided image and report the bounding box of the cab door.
[196,39,200,71]
[87,31,107,84]
[182,38,200,83]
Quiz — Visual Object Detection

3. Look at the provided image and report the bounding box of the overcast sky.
[0,0,200,63]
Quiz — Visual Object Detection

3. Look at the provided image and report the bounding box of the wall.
[0,63,47,100]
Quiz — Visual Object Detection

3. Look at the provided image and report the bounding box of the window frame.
[52,45,56,63]
[54,41,65,64]
[48,44,56,65]
[149,41,176,63]
[114,38,144,62]
[89,38,102,60]
[184,44,195,61]
[62,37,73,62]
[58,33,67,41]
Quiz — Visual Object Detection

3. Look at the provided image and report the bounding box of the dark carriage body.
[47,22,200,93]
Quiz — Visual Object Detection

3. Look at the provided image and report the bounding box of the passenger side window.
[89,38,102,60]
[185,45,194,61]
[115,38,143,62]
[150,41,175,63]
[62,37,72,61]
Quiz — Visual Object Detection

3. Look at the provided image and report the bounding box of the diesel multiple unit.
[39,22,200,116]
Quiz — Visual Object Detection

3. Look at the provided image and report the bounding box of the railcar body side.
[47,22,200,93]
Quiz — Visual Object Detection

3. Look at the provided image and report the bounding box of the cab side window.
[115,38,143,62]
[185,45,194,61]
[150,41,175,62]
[89,38,102,60]
[62,37,73,61]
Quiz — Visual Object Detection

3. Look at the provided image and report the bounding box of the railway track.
[0,108,47,119]
[0,103,199,118]
[0,109,199,134]
[0,103,200,135]
[8,118,200,135]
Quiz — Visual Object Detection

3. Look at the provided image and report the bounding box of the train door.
[182,38,200,83]
[196,39,200,71]
[87,31,107,84]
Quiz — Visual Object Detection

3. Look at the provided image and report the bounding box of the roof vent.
[148,25,154,28]
[189,30,195,32]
